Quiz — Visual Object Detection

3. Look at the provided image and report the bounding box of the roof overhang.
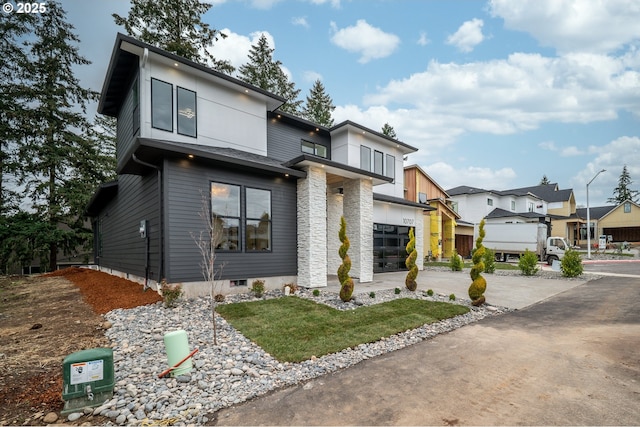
[374,193,435,211]
[284,154,392,186]
[85,181,119,217]
[330,121,418,154]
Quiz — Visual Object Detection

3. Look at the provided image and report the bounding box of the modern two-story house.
[86,34,429,297]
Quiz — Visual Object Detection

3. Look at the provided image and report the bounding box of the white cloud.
[248,0,284,9]
[539,141,558,151]
[489,0,640,54]
[446,18,485,53]
[421,162,517,191]
[292,16,309,28]
[417,31,430,46]
[330,20,400,63]
[308,0,342,7]
[361,52,639,137]
[207,30,275,72]
[560,146,585,156]
[303,70,323,83]
[570,136,640,204]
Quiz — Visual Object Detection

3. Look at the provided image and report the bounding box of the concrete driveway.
[214,275,640,426]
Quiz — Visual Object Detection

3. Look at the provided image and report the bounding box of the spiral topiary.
[468,219,487,306]
[338,216,354,302]
[405,227,418,291]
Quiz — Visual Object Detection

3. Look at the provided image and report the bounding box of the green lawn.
[216,297,470,363]
[424,261,520,270]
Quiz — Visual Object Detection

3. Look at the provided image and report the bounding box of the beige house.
[574,200,640,247]
[404,165,468,260]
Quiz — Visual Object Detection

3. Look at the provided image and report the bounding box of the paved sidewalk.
[326,268,588,310]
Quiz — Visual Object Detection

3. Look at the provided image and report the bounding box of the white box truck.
[477,222,569,264]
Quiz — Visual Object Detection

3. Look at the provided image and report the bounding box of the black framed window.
[245,188,271,251]
[374,150,383,175]
[360,145,371,171]
[301,140,327,158]
[211,182,241,251]
[151,78,173,132]
[385,154,395,181]
[177,87,197,137]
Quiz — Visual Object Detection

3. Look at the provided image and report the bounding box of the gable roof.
[575,205,616,220]
[446,182,573,203]
[599,199,640,222]
[485,207,547,220]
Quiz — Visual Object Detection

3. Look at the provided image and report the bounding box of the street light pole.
[586,169,606,259]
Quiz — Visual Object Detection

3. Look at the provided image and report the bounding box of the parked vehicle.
[477,222,569,264]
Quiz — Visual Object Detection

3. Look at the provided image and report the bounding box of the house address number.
[403,218,415,225]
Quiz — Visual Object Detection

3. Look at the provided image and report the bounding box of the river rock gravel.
[93,286,511,426]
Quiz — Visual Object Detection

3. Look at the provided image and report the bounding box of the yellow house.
[404,165,465,260]
[597,200,640,243]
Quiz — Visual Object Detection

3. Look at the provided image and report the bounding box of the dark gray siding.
[116,74,140,171]
[97,173,161,281]
[164,159,298,282]
[267,118,331,162]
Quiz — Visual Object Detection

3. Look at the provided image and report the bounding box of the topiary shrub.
[483,248,496,274]
[312,289,320,297]
[561,248,583,277]
[426,289,434,296]
[518,249,539,276]
[468,219,487,306]
[338,216,354,302]
[449,250,463,271]
[405,227,418,291]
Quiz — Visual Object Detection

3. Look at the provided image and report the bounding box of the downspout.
[132,153,164,289]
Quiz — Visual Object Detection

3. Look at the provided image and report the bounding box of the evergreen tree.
[16,1,100,271]
[238,34,302,115]
[607,165,639,204]
[381,123,397,139]
[302,79,335,127]
[540,175,550,185]
[113,0,234,74]
[0,12,36,216]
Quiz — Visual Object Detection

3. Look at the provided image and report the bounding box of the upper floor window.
[301,140,327,158]
[528,202,534,212]
[511,200,516,211]
[360,145,371,171]
[487,198,493,206]
[374,150,383,175]
[151,78,173,132]
[177,87,197,137]
[385,154,395,181]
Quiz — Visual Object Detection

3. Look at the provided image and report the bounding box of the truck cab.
[544,237,568,264]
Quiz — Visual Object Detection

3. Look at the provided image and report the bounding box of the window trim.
[210,181,241,252]
[487,198,493,206]
[151,78,173,132]
[360,145,371,172]
[177,86,197,138]
[374,150,384,175]
[245,186,272,252]
[624,202,631,213]
[385,153,395,181]
[301,139,328,158]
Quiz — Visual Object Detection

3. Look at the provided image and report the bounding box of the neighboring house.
[404,165,466,259]
[447,183,581,245]
[86,34,428,297]
[575,200,640,245]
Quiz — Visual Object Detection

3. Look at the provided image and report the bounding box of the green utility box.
[62,348,115,414]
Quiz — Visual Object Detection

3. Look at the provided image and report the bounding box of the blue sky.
[55,0,640,206]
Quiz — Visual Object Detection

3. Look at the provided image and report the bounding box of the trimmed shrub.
[518,249,539,276]
[449,250,463,271]
[161,280,183,308]
[369,291,376,298]
[338,216,354,302]
[426,289,434,296]
[394,287,401,294]
[449,293,456,301]
[561,248,583,277]
[312,289,320,297]
[405,227,418,291]
[468,219,487,306]
[483,248,496,274]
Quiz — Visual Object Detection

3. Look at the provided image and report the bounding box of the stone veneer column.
[343,178,373,282]
[326,192,344,275]
[297,166,327,288]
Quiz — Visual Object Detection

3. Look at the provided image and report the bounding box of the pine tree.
[0,12,36,216]
[238,34,302,115]
[113,0,234,74]
[540,175,550,185]
[607,165,639,204]
[302,79,335,127]
[16,1,101,271]
[381,123,397,139]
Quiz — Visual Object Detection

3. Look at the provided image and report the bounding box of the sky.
[26,0,640,207]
